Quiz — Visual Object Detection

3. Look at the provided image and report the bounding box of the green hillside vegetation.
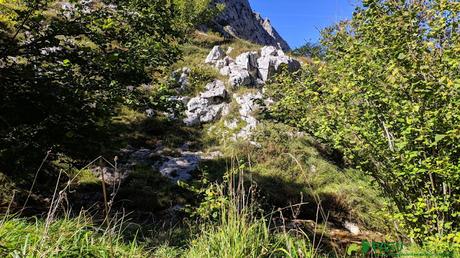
[266,0,460,248]
[0,0,459,257]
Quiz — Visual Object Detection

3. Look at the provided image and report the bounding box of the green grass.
[208,122,395,234]
[184,207,313,258]
[0,215,150,257]
[76,169,100,185]
[116,165,194,212]
[185,31,262,58]
[0,176,316,258]
[179,179,316,258]
[111,105,202,149]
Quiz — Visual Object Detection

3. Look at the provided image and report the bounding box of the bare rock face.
[209,0,290,51]
[228,51,260,87]
[203,80,228,103]
[229,66,252,87]
[216,56,233,70]
[235,51,259,78]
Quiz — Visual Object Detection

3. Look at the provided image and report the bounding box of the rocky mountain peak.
[209,0,290,51]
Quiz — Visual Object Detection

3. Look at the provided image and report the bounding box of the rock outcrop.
[209,45,300,87]
[184,44,300,140]
[233,92,263,139]
[184,80,229,126]
[257,46,301,81]
[155,148,224,182]
[208,0,290,51]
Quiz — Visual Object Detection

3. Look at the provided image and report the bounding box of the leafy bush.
[173,0,225,34]
[267,0,460,242]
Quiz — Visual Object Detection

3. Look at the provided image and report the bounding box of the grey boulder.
[200,79,228,101]
[235,51,259,76]
[159,154,200,182]
[205,46,225,64]
[215,56,234,70]
[184,80,229,126]
[233,91,263,139]
[228,65,252,87]
[228,51,259,87]
[257,46,301,82]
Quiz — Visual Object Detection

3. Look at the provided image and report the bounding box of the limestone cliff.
[208,0,290,51]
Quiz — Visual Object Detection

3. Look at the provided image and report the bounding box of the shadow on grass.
[0,107,208,214]
[252,172,352,227]
[107,110,204,153]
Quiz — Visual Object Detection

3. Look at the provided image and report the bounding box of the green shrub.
[267,0,460,242]
[291,42,325,59]
[173,0,224,34]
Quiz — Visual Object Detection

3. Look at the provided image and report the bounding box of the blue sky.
[248,0,360,49]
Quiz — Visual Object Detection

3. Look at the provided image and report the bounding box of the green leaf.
[432,134,446,146]
[347,243,361,255]
[62,59,71,67]
[397,53,406,60]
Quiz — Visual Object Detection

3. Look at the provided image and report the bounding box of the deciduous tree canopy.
[267,0,460,242]
[0,0,183,174]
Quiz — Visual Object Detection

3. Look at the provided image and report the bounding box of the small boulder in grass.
[205,45,225,64]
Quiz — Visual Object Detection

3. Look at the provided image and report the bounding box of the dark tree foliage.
[0,0,182,176]
[291,42,325,59]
